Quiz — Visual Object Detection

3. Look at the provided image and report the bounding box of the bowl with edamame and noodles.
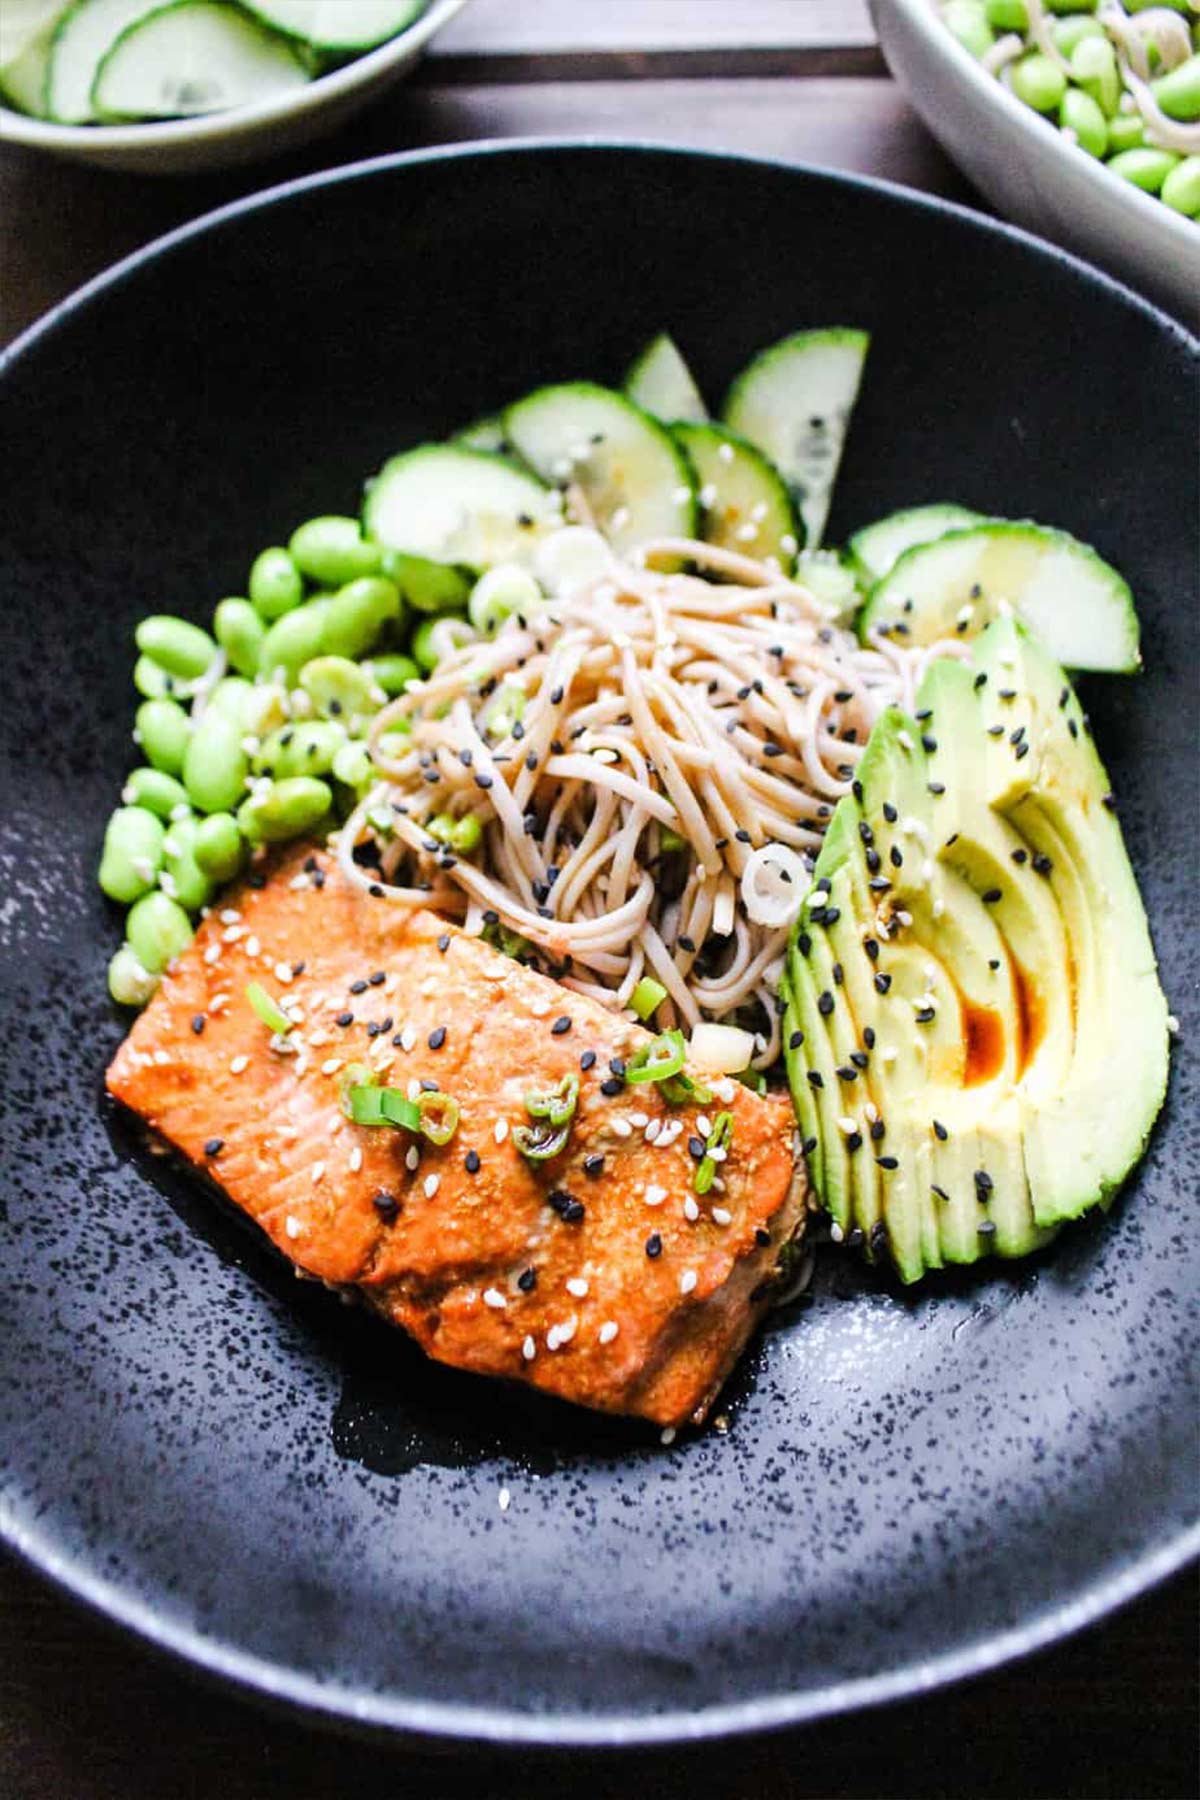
[872,0,1200,324]
[0,0,470,173]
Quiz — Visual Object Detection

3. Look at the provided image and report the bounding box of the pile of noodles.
[337,535,966,1067]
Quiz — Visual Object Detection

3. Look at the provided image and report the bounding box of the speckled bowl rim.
[1,140,1196,1750]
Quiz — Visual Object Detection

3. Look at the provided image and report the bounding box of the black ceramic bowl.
[1,143,1197,1748]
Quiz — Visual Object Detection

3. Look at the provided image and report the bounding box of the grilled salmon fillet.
[107,847,806,1427]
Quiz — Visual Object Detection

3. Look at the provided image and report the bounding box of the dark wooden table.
[2,6,1196,1795]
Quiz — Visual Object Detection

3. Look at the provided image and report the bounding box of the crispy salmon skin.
[107,848,805,1427]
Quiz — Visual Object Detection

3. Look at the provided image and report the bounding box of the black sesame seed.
[600,1077,624,1097]
[579,1049,597,1071]
[817,990,835,1017]
[475,774,493,790]
[646,1232,663,1258]
[932,1120,948,1141]
[846,1132,863,1153]
[437,933,450,953]
[735,829,752,844]
[203,1138,223,1158]
[1032,852,1053,876]
[1012,848,1028,865]
[336,1012,354,1028]
[914,1006,936,1024]
[865,848,882,874]
[1068,718,1079,739]
[350,978,368,994]
[836,1065,857,1083]
[981,888,1002,904]
[428,1026,447,1050]
[882,803,898,823]
[832,962,844,986]
[190,1014,206,1035]
[864,938,879,961]
[797,932,812,956]
[890,845,903,868]
[420,1078,439,1092]
[802,1137,818,1156]
[988,958,1000,971]
[678,934,696,953]
[927,781,946,796]
[1015,742,1030,761]
[870,1118,886,1142]
[788,1029,804,1050]
[876,1156,899,1171]
[921,734,938,753]
[978,1219,998,1238]
[465,1149,481,1174]
[974,672,987,689]
[372,1191,400,1222]
[874,972,892,994]
[807,1071,824,1090]
[931,1184,949,1202]
[850,1051,869,1070]
[517,1265,537,1292]
[583,1154,605,1177]
[369,883,384,896]
[987,725,1004,738]
[609,1057,626,1077]
[869,1220,889,1250]
[551,1015,572,1036]
[687,1136,706,1161]
[369,972,385,987]
[1101,793,1116,811]
[974,1169,994,1195]
[754,1227,772,1247]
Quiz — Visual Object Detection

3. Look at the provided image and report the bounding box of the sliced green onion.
[338,1062,376,1119]
[380,1089,424,1131]
[694,1110,734,1195]
[482,920,534,961]
[625,1028,687,1085]
[659,828,687,853]
[348,1084,390,1126]
[484,682,526,737]
[512,1119,571,1161]
[246,980,291,1035]
[659,1071,714,1106]
[416,1089,460,1145]
[631,976,668,1022]
[524,1072,579,1127]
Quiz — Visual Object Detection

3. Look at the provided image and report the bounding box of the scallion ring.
[524,1072,579,1128]
[512,1119,571,1161]
[416,1090,460,1145]
[630,976,668,1022]
[246,980,291,1035]
[624,1028,687,1085]
[694,1110,734,1195]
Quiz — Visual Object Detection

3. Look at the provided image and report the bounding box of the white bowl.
[871,0,1200,326]
[0,0,469,174]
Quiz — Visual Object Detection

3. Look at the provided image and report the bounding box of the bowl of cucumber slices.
[0,0,469,172]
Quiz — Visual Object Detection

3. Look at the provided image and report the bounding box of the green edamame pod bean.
[1125,0,1190,14]
[1044,0,1097,14]
[298,655,378,721]
[237,777,332,844]
[161,815,214,912]
[183,710,250,814]
[122,767,190,819]
[108,943,159,1008]
[193,812,244,881]
[369,652,420,695]
[1161,153,1200,215]
[205,676,255,727]
[213,597,267,676]
[248,546,303,621]
[288,516,381,586]
[468,563,543,637]
[1010,51,1068,112]
[942,0,994,57]
[1052,13,1103,55]
[242,684,289,738]
[98,806,166,903]
[133,654,181,700]
[985,0,1027,27]
[135,697,191,774]
[380,551,471,616]
[127,891,193,973]
[1105,109,1147,152]
[1060,86,1108,156]
[258,599,331,682]
[135,615,217,680]
[1151,53,1200,123]
[253,720,346,779]
[332,741,373,791]
[429,812,482,853]
[1107,146,1181,192]
[320,576,402,660]
[1071,35,1120,114]
[411,614,460,674]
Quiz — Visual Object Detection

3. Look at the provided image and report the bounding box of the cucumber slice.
[848,503,987,587]
[624,333,709,425]
[0,2,64,114]
[238,0,425,53]
[1,0,63,68]
[795,549,861,622]
[857,522,1140,674]
[453,413,510,454]
[92,0,308,117]
[723,328,870,552]
[363,444,561,572]
[673,421,798,570]
[47,0,164,121]
[504,382,697,558]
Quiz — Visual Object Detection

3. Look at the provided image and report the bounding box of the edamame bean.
[213,597,267,676]
[1011,51,1068,112]
[248,546,303,620]
[1125,0,1191,14]
[1071,35,1120,114]
[332,741,373,791]
[237,777,332,844]
[183,710,250,813]
[298,655,377,721]
[135,697,191,774]
[1052,13,1103,56]
[467,563,543,637]
[122,767,190,819]
[288,516,382,586]
[1161,153,1200,215]
[242,683,290,738]
[135,615,217,680]
[1044,0,1098,14]
[1105,109,1147,152]
[205,675,255,726]
[99,806,166,903]
[320,576,402,660]
[253,720,346,779]
[412,613,471,674]
[127,891,193,973]
[161,816,214,912]
[429,812,482,854]
[942,0,994,57]
[369,652,420,695]
[380,551,471,616]
[258,599,331,682]
[1061,85,1108,156]
[108,943,159,1007]
[133,654,181,700]
[193,812,244,882]
[985,0,1027,28]
[1151,53,1200,123]
[1107,146,1181,192]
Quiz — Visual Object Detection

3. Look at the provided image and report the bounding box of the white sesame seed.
[644,1118,661,1143]
[311,1162,325,1184]
[204,944,221,966]
[498,1486,511,1511]
[407,1077,421,1101]
[220,909,241,924]
[750,500,769,522]
[483,1287,506,1309]
[735,522,758,542]
[321,1058,342,1076]
[837,1115,858,1135]
[672,484,692,505]
[830,1222,844,1244]
[494,1117,509,1144]
[611,1117,633,1139]
[1167,1014,1180,1035]
[557,1315,577,1344]
[406,1145,421,1172]
[696,1114,712,1138]
[522,1335,536,1361]
[683,1196,699,1222]
[400,1024,416,1052]
[348,1146,363,1173]
[424,1173,440,1199]
[598,1320,618,1345]
[285,1215,302,1240]
[660,1426,676,1445]
[698,482,718,508]
[711,1207,732,1226]
[897,730,915,753]
[717,442,735,464]
[566,1276,589,1298]
[644,1184,667,1208]
[245,935,260,957]
[230,1055,249,1075]
[882,1046,898,1064]
[707,1145,727,1163]
[679,1269,698,1295]
[274,961,293,984]
[609,504,631,531]
[222,924,244,944]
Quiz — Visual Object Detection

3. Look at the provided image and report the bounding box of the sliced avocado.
[786,618,1167,1280]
